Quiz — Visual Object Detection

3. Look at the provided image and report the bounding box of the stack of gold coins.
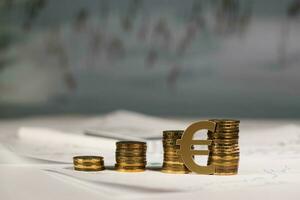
[73,156,105,171]
[162,130,190,174]
[115,141,147,172]
[207,119,240,175]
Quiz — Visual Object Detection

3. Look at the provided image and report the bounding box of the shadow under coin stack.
[115,141,147,172]
[162,130,190,174]
[207,119,240,175]
[73,156,105,171]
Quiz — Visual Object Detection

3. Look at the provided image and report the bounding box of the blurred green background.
[1,0,300,118]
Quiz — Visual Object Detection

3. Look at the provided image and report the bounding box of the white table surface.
[1,113,300,200]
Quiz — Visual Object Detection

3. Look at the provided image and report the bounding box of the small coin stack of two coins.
[73,156,105,171]
[207,119,240,175]
[115,141,147,172]
[162,130,190,174]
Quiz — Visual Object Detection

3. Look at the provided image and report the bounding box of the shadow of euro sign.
[176,121,216,175]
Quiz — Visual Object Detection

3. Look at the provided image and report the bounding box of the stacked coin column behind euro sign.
[115,141,147,172]
[207,119,240,175]
[162,130,190,174]
[73,156,105,171]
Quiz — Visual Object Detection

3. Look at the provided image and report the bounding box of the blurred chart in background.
[0,0,300,118]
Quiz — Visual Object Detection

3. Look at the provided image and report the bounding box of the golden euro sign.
[176,121,216,175]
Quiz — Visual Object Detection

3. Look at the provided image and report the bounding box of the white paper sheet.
[1,111,300,200]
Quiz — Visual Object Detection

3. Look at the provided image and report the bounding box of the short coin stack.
[73,156,105,171]
[115,141,147,172]
[207,119,240,175]
[162,130,190,174]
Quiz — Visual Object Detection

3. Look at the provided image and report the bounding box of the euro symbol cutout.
[176,121,216,174]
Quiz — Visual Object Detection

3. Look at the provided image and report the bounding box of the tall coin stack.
[73,156,105,171]
[162,130,190,174]
[115,141,147,172]
[207,119,240,175]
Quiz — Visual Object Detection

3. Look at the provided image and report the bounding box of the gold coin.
[214,167,238,174]
[214,172,237,175]
[162,164,187,168]
[163,134,183,138]
[163,147,180,151]
[209,161,239,167]
[163,130,184,137]
[163,153,180,156]
[163,160,185,165]
[116,168,145,172]
[215,130,239,133]
[163,140,181,145]
[215,123,239,126]
[210,143,239,147]
[209,119,240,124]
[210,147,239,152]
[216,124,239,128]
[116,152,146,157]
[209,130,239,134]
[209,144,240,150]
[163,152,180,156]
[215,132,239,135]
[214,164,239,168]
[116,148,147,152]
[116,162,146,167]
[116,149,146,153]
[115,164,145,168]
[73,156,103,163]
[162,166,188,170]
[210,145,239,149]
[164,158,183,162]
[164,157,182,161]
[216,125,239,129]
[116,151,146,154]
[163,141,181,144]
[116,156,146,160]
[116,141,146,148]
[163,145,180,149]
[210,134,239,139]
[162,167,188,172]
[163,138,181,141]
[161,169,189,174]
[210,155,240,160]
[164,159,183,163]
[215,168,238,172]
[116,147,146,151]
[74,161,104,166]
[210,155,239,160]
[213,130,240,134]
[116,149,146,152]
[210,146,240,151]
[163,161,185,165]
[216,127,239,131]
[163,154,181,159]
[163,144,180,147]
[74,165,105,171]
[115,165,145,172]
[210,151,240,155]
[116,160,146,164]
[163,154,181,158]
[164,156,182,160]
[210,159,239,164]
[116,161,146,164]
[74,167,105,171]
[212,142,239,148]
[211,135,239,139]
[209,159,239,163]
[213,139,239,143]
